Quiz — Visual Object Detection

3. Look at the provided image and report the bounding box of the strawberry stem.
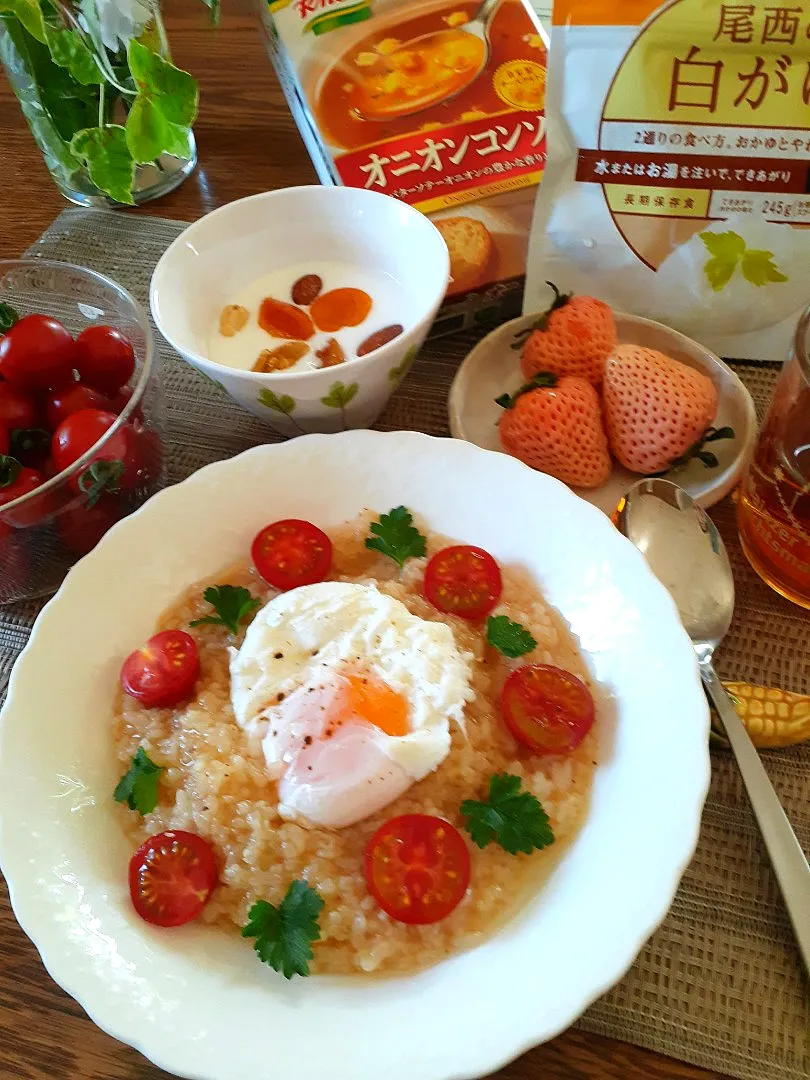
[495,372,558,411]
[511,281,573,349]
[659,426,736,475]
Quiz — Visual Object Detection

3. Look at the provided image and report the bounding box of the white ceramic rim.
[149,186,451,383]
[0,431,710,1080]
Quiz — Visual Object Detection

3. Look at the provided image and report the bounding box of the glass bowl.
[0,259,166,603]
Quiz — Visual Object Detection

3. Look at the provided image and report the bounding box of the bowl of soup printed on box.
[150,186,450,435]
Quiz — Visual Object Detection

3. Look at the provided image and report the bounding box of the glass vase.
[0,0,197,207]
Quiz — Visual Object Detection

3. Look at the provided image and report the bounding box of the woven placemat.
[2,209,808,1080]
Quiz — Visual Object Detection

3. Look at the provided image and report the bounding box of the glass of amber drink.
[737,306,810,607]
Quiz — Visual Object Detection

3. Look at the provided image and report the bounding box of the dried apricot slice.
[310,288,372,333]
[259,297,315,340]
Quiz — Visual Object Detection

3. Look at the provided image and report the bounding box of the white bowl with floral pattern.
[150,187,450,434]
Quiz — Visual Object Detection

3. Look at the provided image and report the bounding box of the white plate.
[448,312,758,515]
[0,431,709,1080]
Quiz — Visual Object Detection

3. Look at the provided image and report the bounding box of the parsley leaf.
[190,585,260,635]
[242,881,324,979]
[486,615,537,658]
[461,773,554,855]
[700,230,745,292]
[365,506,427,569]
[740,248,788,287]
[113,747,162,814]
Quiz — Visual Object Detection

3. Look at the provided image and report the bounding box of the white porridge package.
[524,0,810,360]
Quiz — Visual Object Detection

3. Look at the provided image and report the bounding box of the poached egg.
[230,581,473,828]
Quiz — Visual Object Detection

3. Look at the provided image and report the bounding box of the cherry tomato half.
[501,664,595,755]
[45,382,110,430]
[251,519,332,591]
[0,314,76,393]
[121,629,200,708]
[51,408,139,499]
[0,383,38,431]
[76,325,135,395]
[423,545,502,619]
[0,458,48,527]
[364,814,470,925]
[57,499,120,556]
[129,830,217,927]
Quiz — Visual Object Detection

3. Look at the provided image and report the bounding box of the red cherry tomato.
[75,325,135,394]
[0,315,76,393]
[0,459,48,528]
[120,629,200,708]
[51,408,139,498]
[501,664,595,755]
[45,383,110,430]
[0,426,7,456]
[365,814,470,925]
[128,830,217,927]
[0,383,38,430]
[108,384,144,423]
[57,499,120,556]
[251,519,332,591]
[8,427,51,469]
[423,545,502,619]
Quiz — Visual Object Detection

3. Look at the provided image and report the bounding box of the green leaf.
[242,881,324,979]
[71,125,136,205]
[0,15,95,189]
[0,0,45,42]
[388,344,418,383]
[699,231,746,293]
[125,93,192,164]
[486,615,537,658]
[77,458,125,505]
[127,39,198,128]
[190,584,260,636]
[740,248,788,287]
[258,388,296,415]
[460,773,554,855]
[320,381,358,409]
[113,747,162,814]
[0,455,22,488]
[201,0,221,24]
[365,505,427,568]
[0,303,19,333]
[43,25,102,85]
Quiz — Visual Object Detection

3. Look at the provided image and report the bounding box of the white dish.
[448,312,758,514]
[0,431,709,1080]
[150,187,449,434]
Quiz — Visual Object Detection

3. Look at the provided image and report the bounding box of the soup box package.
[258,0,548,335]
[525,0,810,361]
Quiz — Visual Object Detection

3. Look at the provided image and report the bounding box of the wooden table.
[0,3,731,1078]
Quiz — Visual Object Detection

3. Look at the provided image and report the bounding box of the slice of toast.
[434,216,493,294]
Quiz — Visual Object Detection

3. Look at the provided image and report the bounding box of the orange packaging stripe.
[552,0,663,26]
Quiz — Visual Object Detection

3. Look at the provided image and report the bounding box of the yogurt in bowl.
[150,186,450,434]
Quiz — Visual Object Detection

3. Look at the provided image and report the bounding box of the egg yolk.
[343,673,409,737]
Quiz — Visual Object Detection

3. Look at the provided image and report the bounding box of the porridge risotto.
[114,510,601,976]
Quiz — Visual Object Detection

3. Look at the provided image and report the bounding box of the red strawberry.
[603,345,727,475]
[519,283,617,385]
[497,373,612,489]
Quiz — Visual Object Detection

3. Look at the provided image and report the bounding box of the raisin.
[357,324,404,356]
[291,274,323,306]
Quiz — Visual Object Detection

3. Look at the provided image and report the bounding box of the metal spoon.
[356,0,502,122]
[616,478,810,973]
